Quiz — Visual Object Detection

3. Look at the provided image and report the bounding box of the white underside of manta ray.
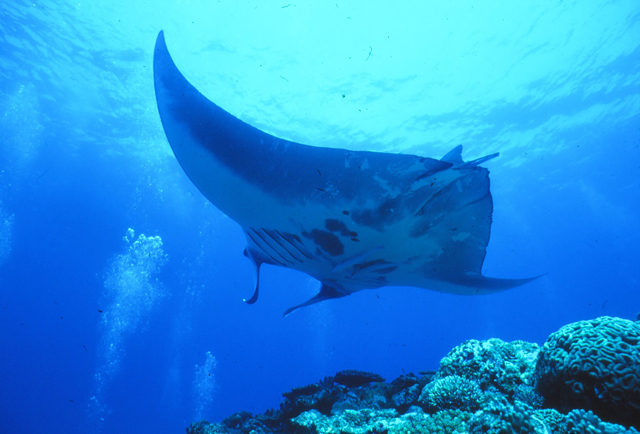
[153,31,538,316]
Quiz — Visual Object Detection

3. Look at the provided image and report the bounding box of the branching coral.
[469,400,548,434]
[437,339,539,395]
[419,375,483,412]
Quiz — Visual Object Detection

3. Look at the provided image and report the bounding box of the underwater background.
[0,1,638,433]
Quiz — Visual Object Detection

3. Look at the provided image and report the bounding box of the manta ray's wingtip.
[153,30,173,80]
[527,272,547,283]
[155,30,166,51]
[436,272,544,295]
[475,273,545,292]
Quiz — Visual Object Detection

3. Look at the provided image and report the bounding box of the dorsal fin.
[441,145,500,169]
[440,145,464,165]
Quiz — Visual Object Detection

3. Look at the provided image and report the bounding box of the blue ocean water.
[0,1,638,433]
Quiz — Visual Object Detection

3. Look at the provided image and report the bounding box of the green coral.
[419,375,484,412]
[437,338,540,395]
[533,316,640,428]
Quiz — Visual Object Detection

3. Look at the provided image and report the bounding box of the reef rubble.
[187,316,640,434]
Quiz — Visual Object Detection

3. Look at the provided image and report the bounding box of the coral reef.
[533,316,640,428]
[389,373,425,412]
[418,375,484,412]
[437,338,540,396]
[279,376,338,418]
[469,399,540,434]
[334,370,385,387]
[186,316,640,434]
[290,407,472,434]
[565,409,638,434]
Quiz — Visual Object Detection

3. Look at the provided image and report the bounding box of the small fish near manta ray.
[153,31,538,316]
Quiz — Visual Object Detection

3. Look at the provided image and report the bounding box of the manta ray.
[153,31,537,316]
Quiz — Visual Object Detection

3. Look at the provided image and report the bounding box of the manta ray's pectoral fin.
[283,282,349,317]
[432,272,545,295]
[450,273,546,295]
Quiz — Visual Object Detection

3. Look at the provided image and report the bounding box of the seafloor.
[188,316,640,434]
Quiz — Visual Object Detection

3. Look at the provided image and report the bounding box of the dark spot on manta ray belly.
[353,259,398,275]
[303,230,344,256]
[325,219,357,237]
[358,259,391,269]
[351,197,402,231]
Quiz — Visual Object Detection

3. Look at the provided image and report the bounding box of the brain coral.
[533,316,640,429]
[436,338,539,395]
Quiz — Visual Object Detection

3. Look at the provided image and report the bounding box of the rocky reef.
[187,316,640,434]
